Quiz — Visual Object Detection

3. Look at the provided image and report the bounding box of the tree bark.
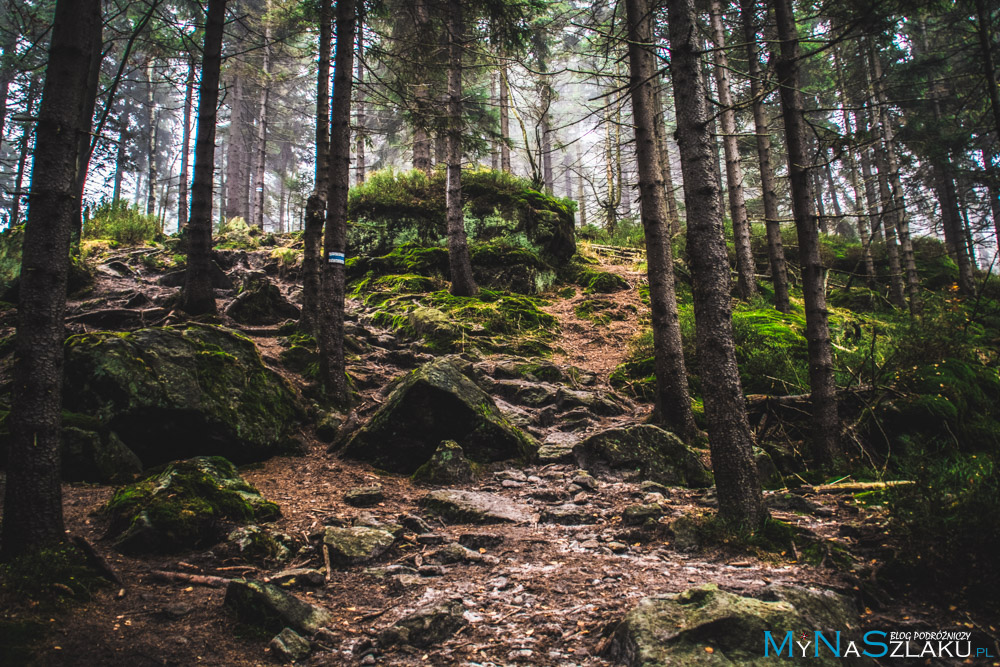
[773,0,840,465]
[411,0,433,174]
[356,21,366,185]
[1,0,102,560]
[739,0,789,311]
[499,63,511,173]
[225,73,249,221]
[179,56,195,229]
[444,0,478,297]
[317,0,356,403]
[180,0,226,316]
[709,0,756,300]
[252,9,272,230]
[301,0,332,334]
[665,0,765,531]
[975,0,1000,148]
[624,0,698,442]
[654,82,681,235]
[146,59,158,217]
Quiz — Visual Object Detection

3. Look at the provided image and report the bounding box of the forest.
[0,0,999,663]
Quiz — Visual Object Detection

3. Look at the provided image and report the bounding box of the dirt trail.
[543,250,648,382]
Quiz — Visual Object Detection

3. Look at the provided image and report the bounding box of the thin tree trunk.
[813,167,827,233]
[491,72,499,171]
[872,142,907,306]
[356,21,366,185]
[709,0,756,300]
[665,0,765,531]
[318,0,356,403]
[499,63,511,173]
[443,0,477,296]
[146,59,158,217]
[180,0,226,315]
[773,0,840,465]
[577,146,587,227]
[301,0,332,335]
[253,10,272,230]
[983,144,1000,252]
[179,57,195,228]
[225,74,247,220]
[823,153,843,220]
[0,31,17,156]
[655,82,681,235]
[701,60,725,216]
[10,76,38,227]
[624,0,697,442]
[739,0,789,311]
[2,0,102,560]
[412,0,432,174]
[856,130,883,243]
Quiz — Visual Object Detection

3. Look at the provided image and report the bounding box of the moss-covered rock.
[607,583,869,666]
[215,217,261,250]
[578,268,629,293]
[63,324,302,466]
[469,242,557,294]
[574,298,637,324]
[341,357,537,473]
[574,425,712,488]
[224,579,332,635]
[269,627,312,662]
[225,274,299,325]
[61,427,142,484]
[322,526,395,565]
[105,456,279,554]
[412,440,476,485]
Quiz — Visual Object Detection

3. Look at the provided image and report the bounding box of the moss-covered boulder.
[341,357,537,473]
[469,242,557,294]
[412,440,476,485]
[408,306,460,348]
[574,425,712,488]
[608,583,870,666]
[105,456,280,554]
[578,267,629,293]
[63,324,302,466]
[224,579,332,635]
[225,274,300,325]
[61,427,142,484]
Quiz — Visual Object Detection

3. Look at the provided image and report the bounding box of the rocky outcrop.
[607,583,871,666]
[341,358,537,473]
[412,441,476,485]
[574,425,712,488]
[225,273,299,325]
[420,489,537,524]
[105,456,279,554]
[63,324,302,466]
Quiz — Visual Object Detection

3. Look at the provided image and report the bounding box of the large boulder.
[574,425,712,488]
[341,358,537,473]
[63,324,302,466]
[225,274,299,325]
[607,583,871,666]
[104,456,280,554]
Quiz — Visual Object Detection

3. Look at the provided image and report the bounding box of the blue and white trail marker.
[328,251,345,265]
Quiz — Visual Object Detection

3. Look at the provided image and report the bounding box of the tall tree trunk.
[813,168,827,233]
[499,63,511,173]
[0,30,19,155]
[1,0,102,560]
[444,0,478,297]
[302,0,332,334]
[146,59,158,217]
[491,72,499,171]
[872,142,907,306]
[665,0,765,531]
[975,0,1000,147]
[318,0,356,403]
[709,0,756,300]
[180,0,226,316]
[411,0,432,174]
[823,153,843,221]
[655,83,681,235]
[577,146,587,227]
[868,42,922,310]
[624,0,697,442]
[112,116,127,205]
[179,57,195,228]
[739,0,789,311]
[701,61,725,216]
[983,144,1000,251]
[773,0,839,465]
[9,76,38,227]
[253,11,272,230]
[225,73,247,220]
[356,21,366,185]
[856,128,883,243]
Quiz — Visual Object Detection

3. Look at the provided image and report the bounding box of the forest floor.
[0,248,994,666]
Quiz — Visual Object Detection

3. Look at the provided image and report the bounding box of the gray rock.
[540,503,596,525]
[408,307,459,347]
[536,442,576,464]
[224,579,332,635]
[61,427,142,484]
[426,543,482,564]
[269,568,325,588]
[607,583,872,666]
[344,486,384,507]
[574,425,713,488]
[225,274,299,325]
[269,627,311,662]
[622,503,665,526]
[556,388,625,416]
[323,526,395,565]
[412,440,476,485]
[420,489,537,524]
[640,481,669,495]
[378,601,467,648]
[342,358,537,473]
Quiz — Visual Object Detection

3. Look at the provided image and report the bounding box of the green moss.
[578,267,629,293]
[215,217,260,250]
[574,298,636,325]
[106,456,280,553]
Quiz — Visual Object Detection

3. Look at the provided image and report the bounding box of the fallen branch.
[796,481,914,494]
[148,570,230,588]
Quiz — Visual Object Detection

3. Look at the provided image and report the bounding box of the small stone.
[389,574,424,588]
[416,533,448,545]
[640,480,669,495]
[224,580,332,635]
[580,539,601,549]
[572,491,589,504]
[412,440,476,486]
[360,654,377,665]
[323,526,395,565]
[417,565,446,577]
[501,479,524,488]
[426,543,482,564]
[607,541,629,553]
[540,503,596,525]
[622,503,664,526]
[421,489,537,524]
[269,627,311,662]
[496,470,528,482]
[400,514,432,533]
[643,492,666,505]
[344,486,384,507]
[508,648,534,661]
[269,568,325,588]
[570,471,597,490]
[458,533,504,550]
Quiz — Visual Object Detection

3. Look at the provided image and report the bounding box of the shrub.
[83,200,159,245]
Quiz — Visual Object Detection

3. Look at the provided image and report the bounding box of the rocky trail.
[0,245,991,666]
